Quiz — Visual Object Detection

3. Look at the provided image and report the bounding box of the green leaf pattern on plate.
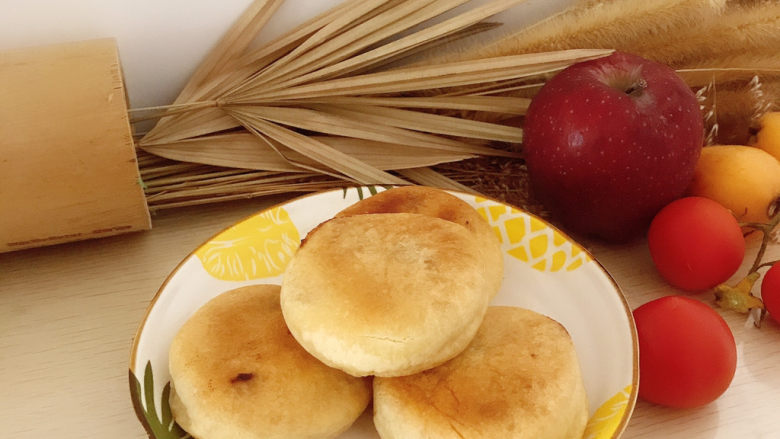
[130,362,189,439]
[342,185,391,200]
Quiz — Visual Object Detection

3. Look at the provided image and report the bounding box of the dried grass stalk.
[228,111,408,184]
[143,169,273,191]
[291,95,530,114]
[313,136,477,169]
[307,104,523,143]
[224,104,516,156]
[224,49,611,102]
[144,0,284,142]
[179,0,284,101]
[397,167,478,194]
[348,21,503,76]
[137,144,347,211]
[142,132,476,171]
[142,109,239,146]
[632,1,780,68]
[140,0,364,144]
[676,50,780,87]
[236,0,410,89]
[142,133,303,172]
[442,0,780,90]
[240,0,528,94]
[147,178,346,211]
[437,0,726,62]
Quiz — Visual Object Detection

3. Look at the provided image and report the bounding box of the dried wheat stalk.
[434,0,727,62]
[632,1,780,68]
[137,148,346,211]
[677,50,780,87]
[443,0,779,83]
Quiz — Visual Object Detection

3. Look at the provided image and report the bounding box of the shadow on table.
[740,317,780,391]
[625,399,720,439]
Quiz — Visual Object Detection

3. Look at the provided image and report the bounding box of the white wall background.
[0,0,571,109]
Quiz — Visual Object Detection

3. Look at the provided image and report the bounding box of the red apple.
[523,51,703,242]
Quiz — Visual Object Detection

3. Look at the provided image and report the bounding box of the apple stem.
[625,79,648,97]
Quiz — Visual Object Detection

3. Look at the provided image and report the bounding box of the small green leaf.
[129,369,152,435]
[130,367,162,438]
[144,362,160,429]
[161,382,174,427]
[344,185,393,201]
[160,383,188,437]
[143,362,154,397]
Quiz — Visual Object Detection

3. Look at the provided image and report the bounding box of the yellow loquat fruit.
[753,112,780,162]
[687,145,780,224]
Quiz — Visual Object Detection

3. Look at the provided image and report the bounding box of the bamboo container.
[0,38,151,253]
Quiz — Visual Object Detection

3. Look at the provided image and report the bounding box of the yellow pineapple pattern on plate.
[583,385,633,439]
[195,207,300,281]
[473,197,591,272]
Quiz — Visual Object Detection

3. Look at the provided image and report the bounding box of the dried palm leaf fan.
[132,0,613,213]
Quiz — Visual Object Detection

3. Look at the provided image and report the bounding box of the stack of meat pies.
[168,186,588,439]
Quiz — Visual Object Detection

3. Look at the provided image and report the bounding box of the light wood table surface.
[2,196,779,439]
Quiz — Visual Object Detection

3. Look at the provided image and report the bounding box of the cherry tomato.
[762,262,780,320]
[634,296,737,408]
[648,196,745,292]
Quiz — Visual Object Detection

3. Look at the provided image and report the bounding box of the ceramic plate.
[129,187,638,439]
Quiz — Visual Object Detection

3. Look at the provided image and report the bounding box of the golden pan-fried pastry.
[280,213,492,377]
[373,306,588,439]
[168,285,371,439]
[336,186,504,298]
